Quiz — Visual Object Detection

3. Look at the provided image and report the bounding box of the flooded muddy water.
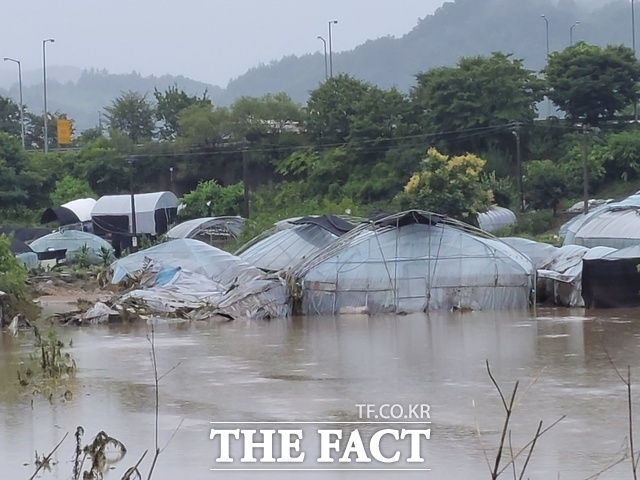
[1,308,640,479]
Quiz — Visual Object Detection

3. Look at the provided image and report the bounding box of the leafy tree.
[177,104,231,146]
[51,175,95,205]
[346,86,414,144]
[524,160,571,214]
[411,53,544,152]
[24,152,70,207]
[76,127,104,146]
[0,133,36,208]
[75,145,128,195]
[0,234,27,297]
[229,93,303,141]
[306,75,379,145]
[544,42,640,125]
[591,131,640,181]
[154,85,211,140]
[562,142,606,193]
[104,91,155,143]
[179,180,244,219]
[0,95,21,138]
[396,147,493,222]
[25,112,64,150]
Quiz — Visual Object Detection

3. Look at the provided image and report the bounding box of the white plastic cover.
[536,245,615,307]
[92,191,178,235]
[571,209,640,249]
[29,230,114,263]
[478,206,517,232]
[291,217,535,315]
[499,237,558,269]
[61,198,97,222]
[562,193,640,247]
[238,224,338,272]
[114,260,289,320]
[167,216,245,240]
[110,238,263,286]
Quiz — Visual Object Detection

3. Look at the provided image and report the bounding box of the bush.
[593,131,640,181]
[50,175,95,205]
[396,148,494,222]
[0,234,39,323]
[179,180,244,219]
[515,210,556,236]
[524,160,571,213]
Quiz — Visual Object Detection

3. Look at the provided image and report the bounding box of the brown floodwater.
[1,308,640,479]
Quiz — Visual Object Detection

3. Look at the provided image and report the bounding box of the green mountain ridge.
[0,0,634,131]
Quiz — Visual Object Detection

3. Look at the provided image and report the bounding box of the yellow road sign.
[57,119,71,145]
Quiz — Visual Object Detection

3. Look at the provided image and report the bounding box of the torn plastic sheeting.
[536,246,616,307]
[111,238,263,287]
[116,267,289,320]
[189,276,290,321]
[82,302,120,324]
[539,245,589,273]
[120,269,226,313]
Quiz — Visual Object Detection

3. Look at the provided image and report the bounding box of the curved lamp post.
[541,14,551,118]
[570,21,580,46]
[3,57,25,149]
[42,38,55,153]
[541,14,549,57]
[317,35,328,80]
[328,20,338,77]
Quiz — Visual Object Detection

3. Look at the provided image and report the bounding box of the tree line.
[1,41,639,229]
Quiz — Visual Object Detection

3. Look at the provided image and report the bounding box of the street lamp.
[570,21,580,46]
[317,35,328,80]
[541,15,550,57]
[541,14,551,118]
[633,0,637,54]
[328,20,338,77]
[42,38,55,153]
[3,57,25,149]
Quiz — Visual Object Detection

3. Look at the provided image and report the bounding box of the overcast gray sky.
[0,0,447,86]
[0,0,611,87]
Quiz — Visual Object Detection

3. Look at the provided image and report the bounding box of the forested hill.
[0,0,633,131]
[221,0,633,103]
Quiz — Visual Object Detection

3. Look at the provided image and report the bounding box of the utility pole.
[513,122,524,212]
[242,147,250,218]
[128,157,138,251]
[633,0,638,123]
[328,20,338,77]
[582,125,589,215]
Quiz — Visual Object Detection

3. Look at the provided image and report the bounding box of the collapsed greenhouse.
[111,238,262,286]
[288,211,536,315]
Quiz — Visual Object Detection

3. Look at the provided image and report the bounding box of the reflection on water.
[1,309,639,478]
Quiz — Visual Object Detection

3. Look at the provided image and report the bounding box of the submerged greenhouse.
[289,211,535,315]
[562,193,640,248]
[236,215,356,272]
